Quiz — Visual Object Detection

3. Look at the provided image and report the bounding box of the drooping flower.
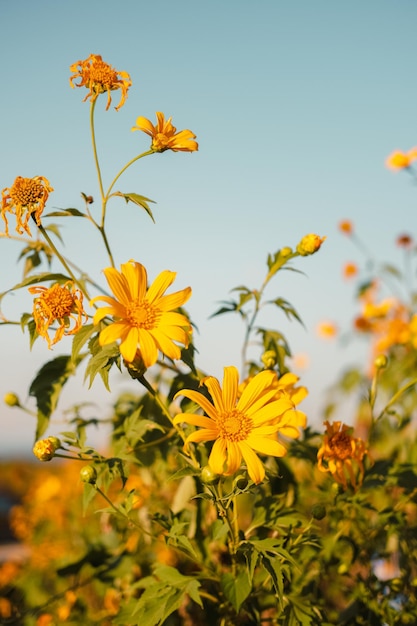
[91,260,192,367]
[1,176,53,236]
[132,112,198,153]
[317,421,369,489]
[338,220,353,235]
[296,233,326,256]
[385,147,417,171]
[29,282,87,348]
[69,54,132,111]
[174,366,306,484]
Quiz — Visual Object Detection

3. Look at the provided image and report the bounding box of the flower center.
[126,299,159,329]
[329,432,353,459]
[90,61,118,90]
[217,409,253,442]
[10,178,44,206]
[153,133,170,151]
[41,284,75,319]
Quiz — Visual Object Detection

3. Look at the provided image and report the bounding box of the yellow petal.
[238,441,265,484]
[222,366,239,411]
[146,270,176,304]
[174,389,218,421]
[208,438,227,474]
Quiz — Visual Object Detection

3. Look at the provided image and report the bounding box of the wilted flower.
[132,112,198,153]
[338,220,353,235]
[296,233,326,256]
[317,421,369,489]
[385,148,417,170]
[29,282,88,348]
[69,54,131,111]
[1,176,53,236]
[174,366,306,484]
[91,260,192,367]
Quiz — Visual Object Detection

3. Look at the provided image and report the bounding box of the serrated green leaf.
[84,336,121,390]
[71,323,96,362]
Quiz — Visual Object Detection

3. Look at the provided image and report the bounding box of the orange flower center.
[153,133,170,151]
[126,300,160,329]
[10,178,44,206]
[217,409,253,442]
[328,432,353,459]
[90,61,119,90]
[40,284,75,319]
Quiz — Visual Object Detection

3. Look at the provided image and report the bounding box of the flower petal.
[238,441,265,484]
[208,438,227,474]
[222,366,239,411]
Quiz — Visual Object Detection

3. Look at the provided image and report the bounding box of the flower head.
[132,112,198,153]
[69,54,131,111]
[91,260,192,367]
[29,281,88,348]
[317,420,369,489]
[386,147,417,171]
[33,437,61,462]
[316,321,338,339]
[396,233,414,249]
[296,233,326,256]
[174,366,306,484]
[343,262,358,280]
[338,220,353,235]
[1,176,53,236]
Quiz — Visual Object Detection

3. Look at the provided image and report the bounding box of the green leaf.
[45,208,87,218]
[0,272,71,305]
[116,192,156,223]
[268,297,304,325]
[71,323,96,363]
[29,355,81,439]
[84,335,121,390]
[221,569,252,612]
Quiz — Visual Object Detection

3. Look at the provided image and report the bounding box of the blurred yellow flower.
[132,112,198,153]
[91,260,192,367]
[396,233,413,249]
[69,54,131,111]
[338,219,353,235]
[1,176,53,236]
[343,261,358,279]
[386,147,417,170]
[317,420,369,489]
[296,233,326,256]
[29,282,87,348]
[316,321,338,339]
[33,439,57,462]
[174,366,305,484]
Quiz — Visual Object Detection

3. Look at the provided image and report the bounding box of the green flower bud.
[279,246,293,258]
[4,392,20,407]
[261,350,277,370]
[311,504,326,520]
[47,436,61,451]
[296,234,326,256]
[374,354,388,370]
[200,465,220,485]
[33,439,56,462]
[80,465,97,484]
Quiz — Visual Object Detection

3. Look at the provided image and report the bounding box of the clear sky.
[1,0,417,456]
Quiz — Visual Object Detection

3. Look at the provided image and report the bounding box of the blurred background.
[1,0,417,457]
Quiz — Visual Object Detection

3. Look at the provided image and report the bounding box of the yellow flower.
[1,176,53,236]
[343,262,358,280]
[33,438,58,462]
[174,366,305,484]
[317,421,369,489]
[69,54,131,111]
[316,321,338,339]
[385,147,417,170]
[91,260,192,367]
[29,281,87,348]
[296,233,326,256]
[132,112,198,153]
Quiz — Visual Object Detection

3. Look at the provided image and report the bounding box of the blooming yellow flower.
[69,54,132,111]
[29,282,87,348]
[91,260,192,367]
[174,366,305,484]
[385,147,417,170]
[132,112,198,153]
[343,262,358,280]
[1,176,53,236]
[317,421,369,489]
[296,233,326,256]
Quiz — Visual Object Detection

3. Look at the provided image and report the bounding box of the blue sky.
[1,0,417,456]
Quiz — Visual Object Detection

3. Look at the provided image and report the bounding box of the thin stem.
[90,99,105,202]
[104,149,155,202]
[375,377,417,422]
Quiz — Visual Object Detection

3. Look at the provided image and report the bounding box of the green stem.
[94,485,153,536]
[90,99,105,202]
[376,377,417,422]
[104,149,155,202]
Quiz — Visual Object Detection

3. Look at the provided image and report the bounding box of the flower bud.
[33,438,57,462]
[279,246,293,258]
[374,354,388,370]
[80,465,97,484]
[234,474,249,490]
[47,436,61,450]
[261,350,277,369]
[296,234,326,256]
[124,350,147,380]
[311,503,326,520]
[200,465,220,485]
[4,392,20,407]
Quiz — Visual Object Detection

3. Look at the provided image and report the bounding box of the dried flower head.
[29,281,88,348]
[70,54,131,111]
[317,420,369,489]
[132,112,198,153]
[1,176,53,236]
